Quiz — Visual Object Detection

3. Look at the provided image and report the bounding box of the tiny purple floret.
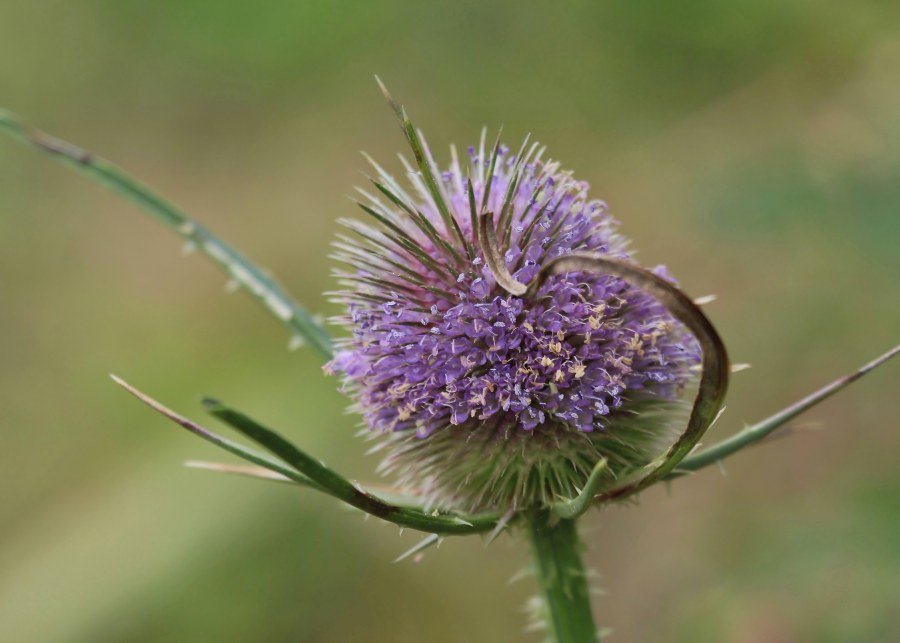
[328,135,699,443]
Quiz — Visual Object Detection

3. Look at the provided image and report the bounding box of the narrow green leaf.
[669,343,900,477]
[114,374,501,532]
[110,375,324,491]
[0,109,333,359]
[201,396,502,535]
[374,78,472,259]
[184,460,434,508]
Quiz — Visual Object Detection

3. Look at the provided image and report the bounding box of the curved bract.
[528,253,730,504]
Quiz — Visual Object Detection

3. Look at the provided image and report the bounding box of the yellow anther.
[568,363,586,379]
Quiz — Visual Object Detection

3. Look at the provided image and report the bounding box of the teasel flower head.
[327,98,702,513]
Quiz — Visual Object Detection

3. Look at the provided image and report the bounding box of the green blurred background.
[1,1,898,641]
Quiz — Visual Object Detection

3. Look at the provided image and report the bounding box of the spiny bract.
[327,128,699,512]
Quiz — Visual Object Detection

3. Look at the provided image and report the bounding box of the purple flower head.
[328,128,700,511]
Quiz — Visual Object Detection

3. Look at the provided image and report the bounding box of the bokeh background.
[1,1,898,641]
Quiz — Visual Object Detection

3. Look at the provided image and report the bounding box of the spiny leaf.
[374,78,473,259]
[114,374,502,534]
[669,343,900,477]
[110,375,323,491]
[201,396,503,535]
[185,460,435,508]
[0,110,334,360]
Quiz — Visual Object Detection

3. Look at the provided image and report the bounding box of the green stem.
[527,512,599,643]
